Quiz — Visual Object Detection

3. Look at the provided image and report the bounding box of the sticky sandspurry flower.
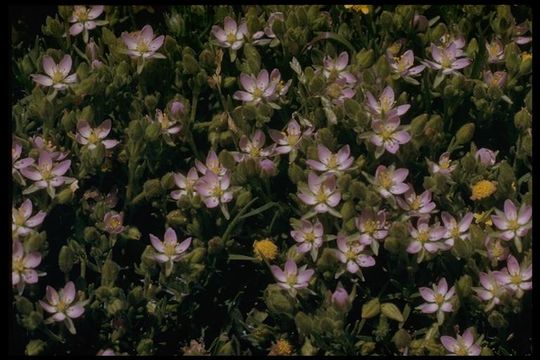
[76,119,119,150]
[68,5,105,41]
[484,236,509,263]
[12,199,46,238]
[491,199,532,241]
[306,144,353,174]
[407,217,447,260]
[475,148,498,166]
[212,16,248,50]
[231,129,275,162]
[422,43,471,75]
[440,211,473,248]
[473,271,508,311]
[154,108,182,136]
[270,259,314,295]
[512,21,532,45]
[150,227,192,276]
[372,165,409,199]
[483,70,508,89]
[417,278,455,324]
[397,186,437,218]
[336,233,376,278]
[102,211,125,234]
[297,172,341,217]
[194,171,233,213]
[325,78,356,105]
[171,167,199,200]
[31,136,69,161]
[387,49,425,78]
[195,150,227,177]
[440,327,481,356]
[12,240,43,294]
[12,140,34,177]
[356,209,388,255]
[494,255,532,298]
[233,69,290,105]
[331,282,351,311]
[39,281,89,334]
[20,151,73,198]
[31,55,77,90]
[269,119,313,155]
[320,51,357,85]
[427,152,457,176]
[365,86,410,120]
[121,25,165,60]
[291,219,324,261]
[369,117,411,156]
[485,38,505,63]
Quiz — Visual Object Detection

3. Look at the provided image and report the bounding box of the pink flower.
[297,172,341,216]
[39,281,89,334]
[474,148,498,166]
[262,12,284,39]
[373,165,409,199]
[69,5,105,40]
[171,167,199,200]
[306,144,353,174]
[336,233,376,276]
[232,129,275,162]
[20,151,73,198]
[369,117,411,155]
[234,69,290,105]
[331,282,350,311]
[97,349,116,356]
[422,43,471,75]
[491,199,532,241]
[12,140,34,176]
[484,236,509,263]
[387,49,425,77]
[440,211,473,248]
[473,271,507,311]
[150,227,192,276]
[321,51,357,85]
[365,86,410,120]
[31,55,77,90]
[485,39,505,63]
[12,199,47,238]
[291,219,324,261]
[194,171,233,209]
[325,78,356,105]
[195,150,227,177]
[417,278,455,323]
[154,109,182,136]
[483,70,507,88]
[121,25,165,60]
[76,119,119,150]
[396,186,437,217]
[494,255,532,297]
[211,16,248,50]
[270,259,314,295]
[102,211,125,234]
[269,119,313,155]
[512,21,532,45]
[12,240,43,294]
[427,152,457,176]
[355,209,388,255]
[407,217,447,258]
[440,327,481,356]
[31,136,69,161]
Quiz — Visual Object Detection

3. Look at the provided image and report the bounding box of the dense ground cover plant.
[10,4,532,356]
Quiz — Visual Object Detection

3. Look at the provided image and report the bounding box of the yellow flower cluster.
[344,5,370,14]
[470,180,497,200]
[253,238,278,261]
[269,339,293,356]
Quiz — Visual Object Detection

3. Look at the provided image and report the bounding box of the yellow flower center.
[226,32,237,44]
[510,274,522,285]
[440,159,450,169]
[327,83,342,98]
[451,227,461,239]
[508,219,520,231]
[522,52,532,61]
[56,300,68,313]
[491,242,504,257]
[345,249,357,261]
[13,258,25,273]
[455,345,469,356]
[108,217,121,229]
[15,213,26,226]
[326,154,338,169]
[249,146,261,157]
[410,197,421,210]
[417,230,429,243]
[304,232,316,243]
[163,242,177,257]
[440,54,453,68]
[364,220,377,234]
[52,71,65,83]
[136,41,149,53]
[380,127,394,141]
[88,131,99,144]
[379,172,393,189]
[434,293,445,305]
[273,339,293,355]
[212,186,224,197]
[316,190,328,203]
[286,134,299,146]
[74,8,89,22]
[471,180,497,200]
[253,239,278,261]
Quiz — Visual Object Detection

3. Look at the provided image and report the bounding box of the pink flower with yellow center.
[194,171,233,210]
[369,117,411,156]
[387,49,425,78]
[396,186,437,218]
[121,25,165,60]
[76,119,119,150]
[373,165,409,199]
[440,327,481,356]
[493,255,532,298]
[417,278,455,323]
[472,271,508,311]
[306,144,353,174]
[270,259,314,296]
[335,233,375,277]
[365,86,410,120]
[355,209,388,255]
[69,5,105,41]
[150,227,192,276]
[12,240,43,294]
[31,55,77,90]
[269,119,313,155]
[195,150,227,177]
[321,51,357,85]
[297,172,341,216]
[171,167,199,200]
[440,211,473,248]
[407,217,447,260]
[102,211,125,234]
[12,199,46,238]
[485,39,505,63]
[211,16,248,50]
[491,199,532,241]
[20,150,74,198]
[427,152,457,176]
[290,219,324,261]
[422,43,471,75]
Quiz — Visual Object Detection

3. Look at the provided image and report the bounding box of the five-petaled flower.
[270,259,314,296]
[171,167,199,200]
[335,233,376,278]
[150,227,192,276]
[365,86,410,120]
[212,16,248,50]
[269,119,313,156]
[39,281,90,334]
[31,55,77,90]
[440,327,481,356]
[422,43,471,75]
[387,49,425,78]
[491,199,532,241]
[20,151,74,198]
[297,172,341,217]
[417,277,455,324]
[306,144,353,174]
[291,219,324,261]
[440,211,473,248]
[76,119,119,150]
[494,255,532,298]
[12,240,43,294]
[355,209,388,255]
[12,199,46,238]
[102,211,125,234]
[472,271,508,311]
[69,5,106,41]
[369,117,411,156]
[407,217,447,261]
[234,69,290,105]
[122,25,165,60]
[372,165,409,199]
[397,186,437,218]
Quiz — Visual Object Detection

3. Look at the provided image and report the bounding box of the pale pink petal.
[58,55,72,77]
[419,287,436,302]
[31,74,53,86]
[69,23,84,36]
[66,304,85,318]
[62,281,76,304]
[42,56,56,77]
[271,265,286,282]
[149,234,164,252]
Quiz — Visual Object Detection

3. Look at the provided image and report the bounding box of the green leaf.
[239,202,278,220]
[228,254,258,261]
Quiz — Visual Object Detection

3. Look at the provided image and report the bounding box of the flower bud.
[145,122,161,141]
[167,209,187,227]
[356,48,375,69]
[410,113,429,136]
[340,200,356,221]
[84,226,100,243]
[58,245,75,274]
[455,123,475,145]
[143,179,162,199]
[21,311,43,331]
[102,258,120,286]
[56,187,75,204]
[514,108,531,130]
[264,284,296,317]
[331,282,351,312]
[392,328,412,349]
[208,236,224,255]
[223,76,237,88]
[183,53,200,74]
[107,298,125,316]
[26,339,47,356]
[361,298,380,319]
[235,190,253,208]
[381,303,404,322]
[128,286,144,305]
[188,247,206,264]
